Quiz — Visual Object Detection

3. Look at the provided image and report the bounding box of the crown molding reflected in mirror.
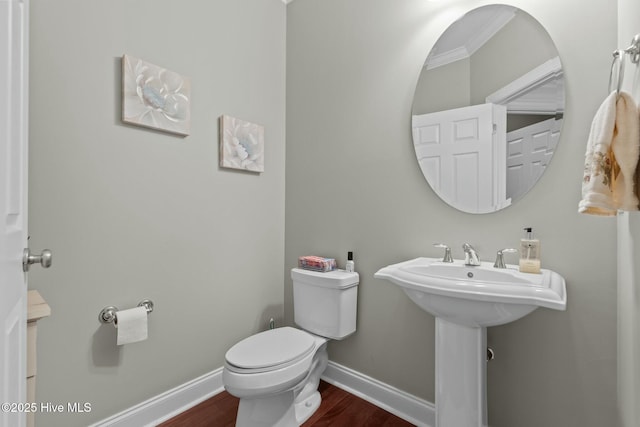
[411,4,565,214]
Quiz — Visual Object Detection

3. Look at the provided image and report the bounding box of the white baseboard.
[88,368,225,427]
[90,362,434,427]
[322,361,435,427]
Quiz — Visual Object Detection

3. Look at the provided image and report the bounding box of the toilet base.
[234,389,322,427]
[295,390,321,424]
[236,390,297,427]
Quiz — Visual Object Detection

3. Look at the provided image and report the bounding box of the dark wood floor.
[159,380,415,426]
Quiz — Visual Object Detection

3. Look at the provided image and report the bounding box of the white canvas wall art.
[122,54,191,136]
[219,115,265,172]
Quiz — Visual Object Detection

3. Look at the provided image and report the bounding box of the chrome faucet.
[462,243,481,266]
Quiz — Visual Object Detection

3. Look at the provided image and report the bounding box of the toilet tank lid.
[225,327,315,370]
[291,268,359,289]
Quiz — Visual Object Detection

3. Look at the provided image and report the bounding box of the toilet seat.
[225,327,315,374]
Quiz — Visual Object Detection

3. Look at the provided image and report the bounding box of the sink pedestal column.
[435,318,488,427]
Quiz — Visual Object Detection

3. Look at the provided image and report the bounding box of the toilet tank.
[291,268,359,340]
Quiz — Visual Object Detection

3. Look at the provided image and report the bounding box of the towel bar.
[623,34,640,64]
[98,299,154,325]
[609,34,640,94]
[613,34,640,63]
[609,49,626,94]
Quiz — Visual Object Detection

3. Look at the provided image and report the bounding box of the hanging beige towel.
[579,91,618,215]
[579,91,640,215]
[610,92,640,211]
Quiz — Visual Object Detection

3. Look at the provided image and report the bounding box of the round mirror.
[411,5,564,214]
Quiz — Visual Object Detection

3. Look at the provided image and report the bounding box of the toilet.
[223,267,359,427]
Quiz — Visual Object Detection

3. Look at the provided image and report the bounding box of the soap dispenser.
[519,227,541,274]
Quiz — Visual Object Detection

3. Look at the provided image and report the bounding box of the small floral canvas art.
[122,54,191,136]
[219,115,265,173]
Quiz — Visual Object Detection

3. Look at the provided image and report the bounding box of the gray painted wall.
[28,0,285,425]
[617,1,640,426]
[286,1,618,426]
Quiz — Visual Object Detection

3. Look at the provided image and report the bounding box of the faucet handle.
[494,248,518,269]
[433,243,453,263]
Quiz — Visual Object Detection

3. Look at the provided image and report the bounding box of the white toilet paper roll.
[115,306,148,345]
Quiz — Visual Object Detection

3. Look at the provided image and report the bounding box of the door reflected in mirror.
[411,4,564,214]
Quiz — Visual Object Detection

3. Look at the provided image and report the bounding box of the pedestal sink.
[374,257,566,427]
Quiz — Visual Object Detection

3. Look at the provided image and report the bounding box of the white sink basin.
[374,257,566,327]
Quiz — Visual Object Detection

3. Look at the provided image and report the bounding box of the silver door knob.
[23,248,53,272]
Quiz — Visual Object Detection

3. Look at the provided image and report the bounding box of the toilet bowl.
[223,327,328,426]
[223,268,359,427]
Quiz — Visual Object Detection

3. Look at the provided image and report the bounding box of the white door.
[506,118,562,201]
[1,1,29,426]
[412,103,507,213]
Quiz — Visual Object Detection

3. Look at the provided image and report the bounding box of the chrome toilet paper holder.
[98,299,154,325]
